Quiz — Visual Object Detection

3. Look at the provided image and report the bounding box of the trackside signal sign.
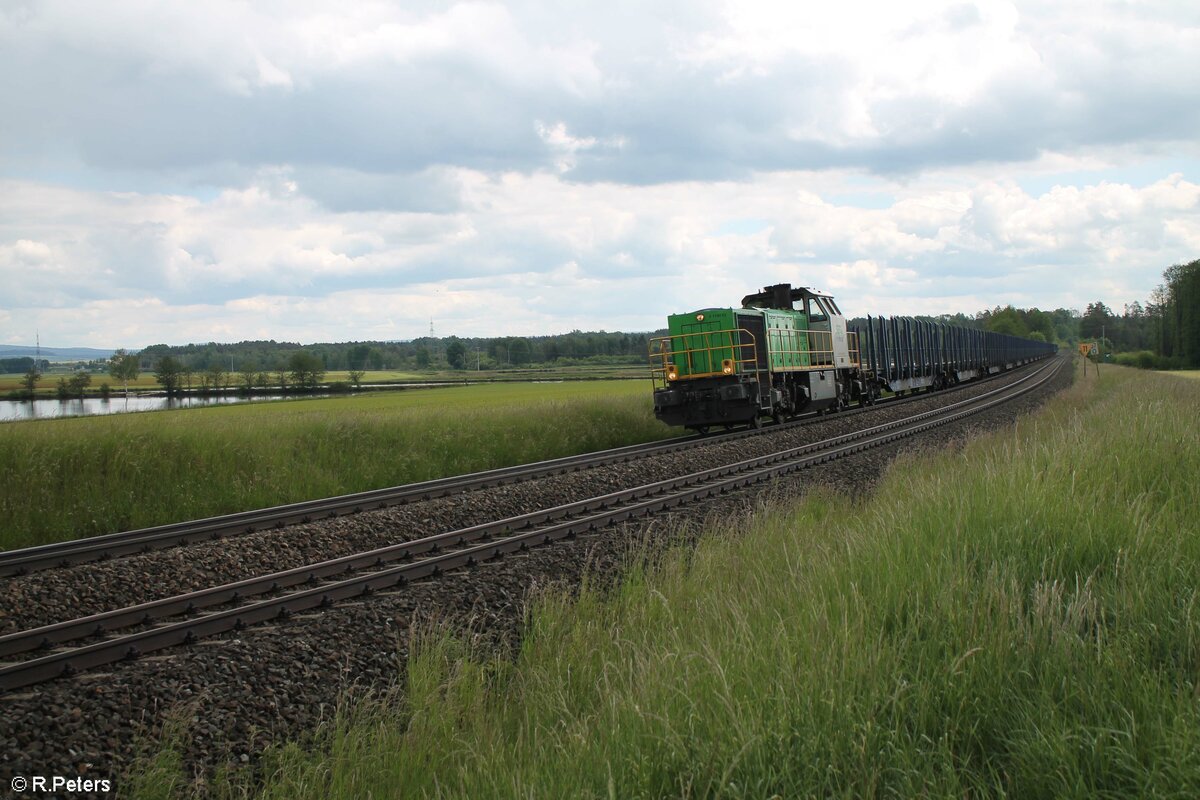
[1079,343,1095,357]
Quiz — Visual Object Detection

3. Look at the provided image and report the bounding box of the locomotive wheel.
[748,415,762,430]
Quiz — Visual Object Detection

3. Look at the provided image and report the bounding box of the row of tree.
[18,349,141,399]
[151,352,327,396]
[1073,259,1200,368]
[136,330,650,376]
[849,306,1080,345]
[1,357,50,373]
[16,267,1198,397]
[1159,259,1200,365]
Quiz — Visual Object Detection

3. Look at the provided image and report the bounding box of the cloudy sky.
[2,0,1198,347]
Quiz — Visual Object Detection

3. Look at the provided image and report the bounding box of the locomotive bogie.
[652,375,761,430]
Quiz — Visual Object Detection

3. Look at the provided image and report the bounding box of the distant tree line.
[17,264,1198,399]
[849,306,1080,345]
[137,330,654,381]
[133,259,1198,393]
[1159,259,1200,366]
[1074,259,1200,369]
[1,357,50,373]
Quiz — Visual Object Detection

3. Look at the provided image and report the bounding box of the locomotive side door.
[815,296,851,368]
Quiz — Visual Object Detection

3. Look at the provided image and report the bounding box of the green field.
[137,362,1200,797]
[1166,370,1200,380]
[0,364,648,395]
[0,370,429,393]
[0,380,669,551]
[0,371,159,393]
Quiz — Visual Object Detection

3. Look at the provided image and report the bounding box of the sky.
[1,0,1198,348]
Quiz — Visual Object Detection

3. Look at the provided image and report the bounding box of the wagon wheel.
[748,415,762,430]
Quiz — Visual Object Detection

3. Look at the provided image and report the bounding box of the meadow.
[137,363,1200,797]
[0,364,647,395]
[0,370,433,393]
[0,380,670,551]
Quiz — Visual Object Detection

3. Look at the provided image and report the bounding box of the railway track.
[0,359,1048,578]
[0,355,1062,692]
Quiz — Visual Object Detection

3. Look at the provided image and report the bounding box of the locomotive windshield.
[805,297,832,327]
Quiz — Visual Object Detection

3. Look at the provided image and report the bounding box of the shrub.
[1113,350,1183,370]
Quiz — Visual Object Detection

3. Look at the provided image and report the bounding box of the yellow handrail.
[649,326,861,391]
[763,328,861,370]
[648,328,760,390]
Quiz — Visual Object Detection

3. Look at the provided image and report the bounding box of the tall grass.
[149,363,1200,798]
[0,382,670,550]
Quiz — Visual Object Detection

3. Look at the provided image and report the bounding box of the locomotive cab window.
[805,298,830,326]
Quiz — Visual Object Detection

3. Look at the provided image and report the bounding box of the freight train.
[649,283,1056,432]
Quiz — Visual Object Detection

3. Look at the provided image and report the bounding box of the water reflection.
[2,394,313,422]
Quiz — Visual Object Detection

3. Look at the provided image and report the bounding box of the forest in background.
[22,258,1200,381]
[1078,258,1200,369]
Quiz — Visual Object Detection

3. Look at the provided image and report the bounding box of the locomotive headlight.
[721,359,734,374]
[696,313,705,321]
[667,364,678,381]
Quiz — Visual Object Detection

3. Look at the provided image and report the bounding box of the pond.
[0,393,304,422]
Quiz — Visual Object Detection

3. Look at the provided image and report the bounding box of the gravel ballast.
[0,362,1055,634]
[0,358,1071,788]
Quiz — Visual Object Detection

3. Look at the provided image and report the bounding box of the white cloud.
[1,1,1198,346]
[3,163,1198,345]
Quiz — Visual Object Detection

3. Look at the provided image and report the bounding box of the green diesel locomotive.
[649,283,1057,432]
[650,284,869,432]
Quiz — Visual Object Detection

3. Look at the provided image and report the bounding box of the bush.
[1113,350,1183,370]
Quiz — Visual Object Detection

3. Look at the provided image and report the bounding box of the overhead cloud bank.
[1,0,1198,346]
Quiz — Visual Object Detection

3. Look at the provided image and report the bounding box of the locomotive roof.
[740,283,836,310]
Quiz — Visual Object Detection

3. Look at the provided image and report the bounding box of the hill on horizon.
[0,345,117,362]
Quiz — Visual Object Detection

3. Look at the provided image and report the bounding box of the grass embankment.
[145,363,1200,797]
[0,381,669,551]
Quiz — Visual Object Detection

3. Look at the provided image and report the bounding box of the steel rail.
[0,356,1062,692]
[0,356,1051,577]
[0,356,1058,659]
